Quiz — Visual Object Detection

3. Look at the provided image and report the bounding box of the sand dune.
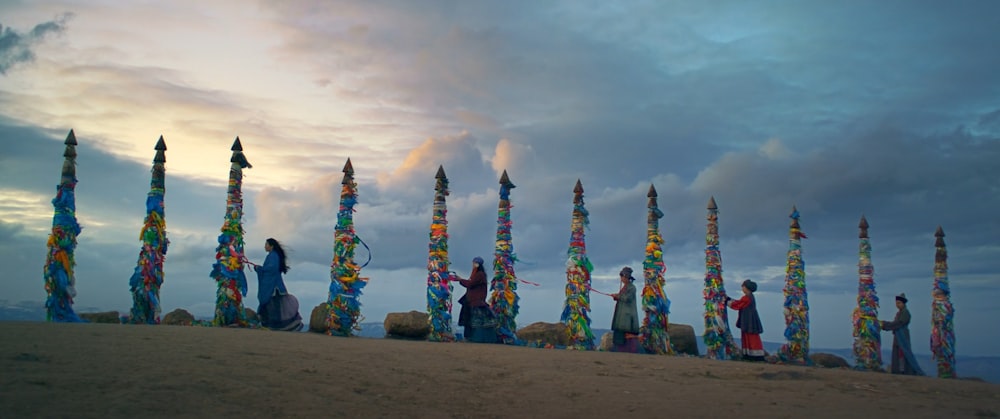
[1,322,997,418]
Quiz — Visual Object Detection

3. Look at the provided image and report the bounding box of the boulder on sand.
[516,322,570,347]
[599,332,614,351]
[667,323,699,356]
[810,353,850,369]
[598,323,698,355]
[309,303,330,333]
[384,311,430,339]
[162,309,195,326]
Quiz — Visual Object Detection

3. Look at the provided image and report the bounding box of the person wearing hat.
[453,256,496,343]
[611,267,639,352]
[726,279,765,361]
[880,293,924,375]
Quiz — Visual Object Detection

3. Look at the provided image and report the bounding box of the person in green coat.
[611,266,639,352]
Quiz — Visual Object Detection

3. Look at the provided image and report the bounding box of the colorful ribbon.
[560,180,596,350]
[210,138,251,327]
[640,185,674,355]
[426,166,454,342]
[128,137,168,324]
[489,171,519,344]
[44,130,84,322]
[326,159,369,336]
[587,285,615,298]
[852,216,883,370]
[931,227,956,378]
[702,197,740,360]
[779,207,811,365]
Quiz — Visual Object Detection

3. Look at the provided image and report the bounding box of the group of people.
[250,240,926,373]
[607,268,766,359]
[609,266,924,374]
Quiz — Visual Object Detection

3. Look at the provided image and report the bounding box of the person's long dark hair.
[474,263,485,274]
[266,238,289,274]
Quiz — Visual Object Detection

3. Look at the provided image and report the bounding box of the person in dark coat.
[727,279,765,361]
[454,256,496,343]
[611,267,639,352]
[881,293,924,375]
[252,238,302,331]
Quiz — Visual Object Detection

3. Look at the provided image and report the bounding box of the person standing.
[881,293,924,375]
[611,267,639,352]
[453,256,496,343]
[251,238,302,331]
[727,279,766,361]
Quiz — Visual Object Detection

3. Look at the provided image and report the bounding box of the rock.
[516,322,570,347]
[162,309,195,326]
[384,311,430,339]
[599,332,614,351]
[667,323,699,356]
[810,353,850,369]
[597,324,698,355]
[79,311,121,324]
[309,303,330,333]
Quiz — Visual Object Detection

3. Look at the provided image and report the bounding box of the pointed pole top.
[859,215,869,238]
[154,136,167,163]
[64,129,77,146]
[573,179,583,194]
[499,170,512,186]
[935,225,945,238]
[63,130,78,159]
[647,184,657,198]
[435,165,447,179]
[707,196,717,210]
[229,136,252,168]
[343,158,354,175]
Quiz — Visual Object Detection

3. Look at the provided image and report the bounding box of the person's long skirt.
[466,307,498,343]
[612,330,640,353]
[260,293,303,331]
[741,331,766,361]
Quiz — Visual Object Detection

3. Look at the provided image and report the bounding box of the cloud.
[490,138,534,175]
[0,14,71,74]
[375,132,493,197]
[3,1,1000,355]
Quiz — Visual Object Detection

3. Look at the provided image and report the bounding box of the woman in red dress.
[727,279,765,361]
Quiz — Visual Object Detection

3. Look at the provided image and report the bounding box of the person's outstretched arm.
[729,295,751,310]
[881,310,910,331]
[256,252,279,274]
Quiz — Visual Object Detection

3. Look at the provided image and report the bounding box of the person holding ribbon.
[249,238,303,331]
[726,279,766,361]
[880,293,924,375]
[453,256,497,343]
[611,267,639,352]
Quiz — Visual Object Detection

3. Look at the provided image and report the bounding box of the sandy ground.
[1,322,998,419]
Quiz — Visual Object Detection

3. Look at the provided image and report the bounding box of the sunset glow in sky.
[2,1,999,357]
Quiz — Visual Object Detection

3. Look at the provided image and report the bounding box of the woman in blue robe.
[253,238,302,331]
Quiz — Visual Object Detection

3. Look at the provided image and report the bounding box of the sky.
[1,1,999,357]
